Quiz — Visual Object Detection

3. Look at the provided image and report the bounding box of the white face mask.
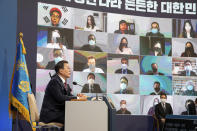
[120,83,127,90]
[54,56,63,64]
[121,64,127,70]
[89,40,96,46]
[161,99,167,104]
[121,104,126,109]
[88,79,94,84]
[185,65,192,71]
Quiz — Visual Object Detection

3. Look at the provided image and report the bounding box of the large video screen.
[36,2,197,115]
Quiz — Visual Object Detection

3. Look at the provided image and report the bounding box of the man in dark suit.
[116,100,131,114]
[40,60,86,126]
[115,76,133,94]
[179,60,197,76]
[115,57,134,74]
[81,73,102,93]
[146,63,164,75]
[155,93,173,131]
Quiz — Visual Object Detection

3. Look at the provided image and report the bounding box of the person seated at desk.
[181,41,197,57]
[146,22,164,38]
[150,81,165,95]
[39,60,86,126]
[114,76,133,94]
[115,37,133,55]
[181,99,196,115]
[182,80,197,96]
[114,20,134,35]
[146,63,164,75]
[116,100,131,115]
[81,73,102,93]
[84,15,100,32]
[179,60,197,76]
[80,34,103,52]
[115,57,134,74]
[155,93,173,131]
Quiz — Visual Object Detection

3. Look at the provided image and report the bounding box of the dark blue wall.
[0,0,17,130]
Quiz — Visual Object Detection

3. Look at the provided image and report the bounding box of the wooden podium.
[65,101,108,131]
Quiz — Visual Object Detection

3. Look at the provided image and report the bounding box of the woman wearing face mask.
[181,42,197,57]
[146,22,164,38]
[116,37,133,55]
[181,99,196,115]
[84,15,99,32]
[149,41,163,56]
[179,20,197,38]
[115,76,133,94]
[182,81,197,96]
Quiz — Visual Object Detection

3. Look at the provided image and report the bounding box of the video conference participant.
[179,20,197,38]
[180,60,196,76]
[50,8,62,27]
[115,57,134,74]
[146,22,164,38]
[115,76,133,94]
[84,15,99,32]
[182,81,197,96]
[146,63,164,75]
[83,56,104,73]
[81,73,102,93]
[150,81,165,95]
[114,20,134,35]
[147,98,159,115]
[181,42,197,57]
[40,60,86,126]
[149,41,163,56]
[181,99,196,115]
[195,98,197,113]
[155,93,173,131]
[115,37,133,55]
[80,34,103,52]
[116,100,131,114]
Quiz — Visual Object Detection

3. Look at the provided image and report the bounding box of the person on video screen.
[50,8,62,27]
[150,81,165,95]
[146,22,164,38]
[182,81,197,96]
[146,63,164,75]
[116,100,131,115]
[147,98,160,115]
[114,20,134,35]
[181,41,197,57]
[115,57,134,74]
[84,15,99,32]
[80,34,103,52]
[149,41,163,56]
[83,56,104,73]
[115,76,133,94]
[179,60,196,76]
[181,99,196,115]
[155,93,173,131]
[195,98,197,113]
[179,20,197,38]
[81,73,102,93]
[115,37,133,55]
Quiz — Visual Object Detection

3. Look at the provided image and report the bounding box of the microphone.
[72,81,84,88]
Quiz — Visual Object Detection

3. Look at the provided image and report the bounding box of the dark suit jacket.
[146,32,164,38]
[115,68,134,74]
[80,44,103,52]
[45,60,55,70]
[146,71,164,75]
[179,71,197,76]
[116,109,131,114]
[114,30,135,35]
[81,83,102,93]
[115,88,133,94]
[39,74,77,124]
[150,91,164,95]
[155,102,173,120]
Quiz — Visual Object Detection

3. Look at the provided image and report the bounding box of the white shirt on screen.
[83,68,104,73]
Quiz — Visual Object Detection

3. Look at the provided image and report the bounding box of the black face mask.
[154,87,160,92]
[153,47,161,52]
[121,43,127,47]
[152,67,158,73]
[186,47,193,52]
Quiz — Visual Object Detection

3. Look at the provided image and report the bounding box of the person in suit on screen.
[116,100,131,115]
[146,63,164,75]
[181,42,197,57]
[115,76,133,94]
[115,57,134,74]
[179,60,196,76]
[80,34,103,52]
[146,22,164,38]
[155,93,173,131]
[81,73,102,93]
[40,60,86,127]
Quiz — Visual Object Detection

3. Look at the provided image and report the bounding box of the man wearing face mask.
[146,63,164,75]
[148,98,160,115]
[146,22,164,38]
[81,73,102,93]
[116,100,131,114]
[150,81,165,95]
[115,76,133,94]
[83,56,104,73]
[115,57,134,74]
[80,34,103,52]
[155,93,173,131]
[149,41,163,56]
[182,81,197,96]
[180,60,196,76]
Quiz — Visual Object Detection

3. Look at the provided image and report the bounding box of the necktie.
[64,82,68,91]
[163,103,166,111]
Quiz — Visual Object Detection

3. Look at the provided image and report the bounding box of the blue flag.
[9,34,32,123]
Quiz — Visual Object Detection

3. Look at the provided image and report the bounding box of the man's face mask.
[120,83,127,90]
[121,64,127,70]
[89,40,96,46]
[161,98,166,103]
[187,85,194,91]
[121,104,126,109]
[54,56,63,64]
[151,28,158,34]
[154,84,160,92]
[89,64,95,70]
[185,65,192,71]
[88,78,94,84]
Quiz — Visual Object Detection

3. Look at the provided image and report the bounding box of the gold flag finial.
[19,32,23,38]
[19,32,26,54]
